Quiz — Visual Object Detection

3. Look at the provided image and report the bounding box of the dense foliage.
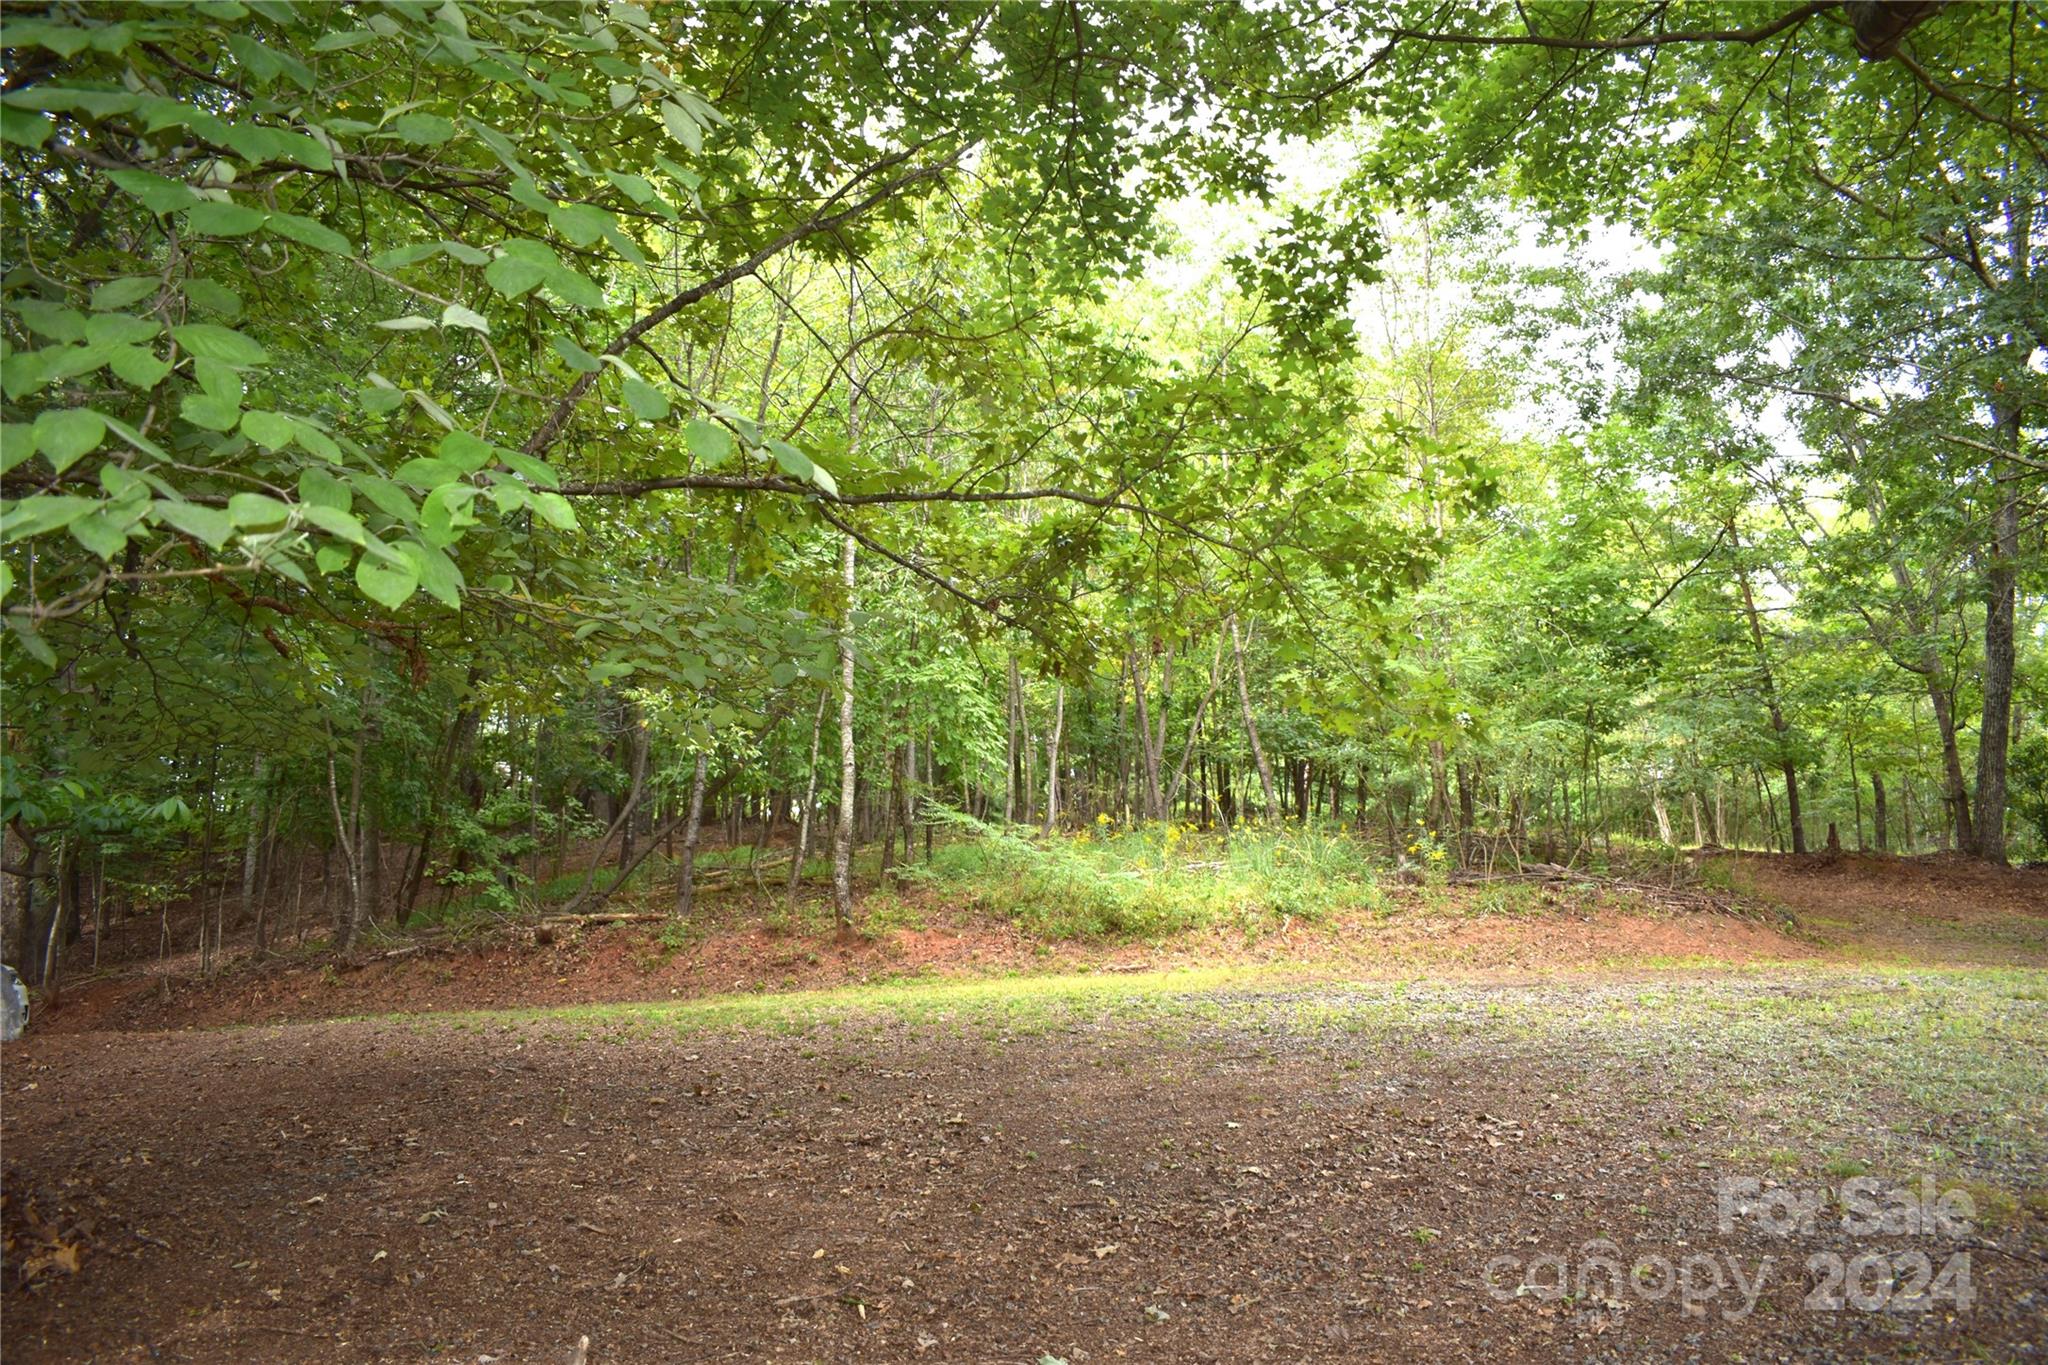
[2,1,2041,979]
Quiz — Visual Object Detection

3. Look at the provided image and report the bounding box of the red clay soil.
[32,849,2046,1037]
[36,901,1812,1037]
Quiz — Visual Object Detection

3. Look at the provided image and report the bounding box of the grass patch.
[896,813,1382,939]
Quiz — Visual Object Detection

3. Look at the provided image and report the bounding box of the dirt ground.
[3,852,2045,1362]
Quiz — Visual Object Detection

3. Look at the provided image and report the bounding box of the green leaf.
[218,122,332,171]
[83,313,158,346]
[33,408,106,472]
[622,377,669,421]
[299,503,366,544]
[546,202,614,246]
[0,424,34,474]
[228,491,292,529]
[685,418,734,467]
[358,383,406,415]
[544,263,605,309]
[106,169,200,214]
[484,252,547,299]
[180,391,243,432]
[226,33,314,90]
[267,211,353,256]
[186,200,268,236]
[530,491,578,530]
[183,278,242,318]
[89,277,158,311]
[767,438,815,484]
[420,483,479,543]
[351,475,418,524]
[108,345,172,389]
[240,409,297,450]
[98,414,166,461]
[390,112,456,145]
[171,323,267,367]
[69,509,128,560]
[314,543,352,574]
[436,430,495,472]
[355,546,419,609]
[152,494,214,548]
[298,468,351,511]
[550,335,603,372]
[400,539,465,608]
[12,299,86,343]
[0,18,94,58]
[7,617,56,668]
[2,494,98,541]
[499,450,560,488]
[0,105,50,149]
[660,99,702,153]
[440,302,490,333]
[394,455,462,488]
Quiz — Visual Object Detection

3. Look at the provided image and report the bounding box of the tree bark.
[675,754,710,917]
[1972,400,2023,864]
[1163,636,1223,814]
[1129,651,1165,820]
[1229,615,1277,815]
[239,755,266,932]
[1043,682,1066,834]
[789,689,827,905]
[1728,521,1807,853]
[832,532,858,932]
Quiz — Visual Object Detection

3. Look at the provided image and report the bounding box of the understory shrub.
[900,810,1382,940]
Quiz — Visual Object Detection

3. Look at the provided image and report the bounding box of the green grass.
[896,813,1383,939]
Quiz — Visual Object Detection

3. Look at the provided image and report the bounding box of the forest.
[1,2,2044,1362]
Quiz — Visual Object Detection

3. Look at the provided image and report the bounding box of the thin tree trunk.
[239,755,266,930]
[675,754,710,916]
[832,532,858,932]
[1229,615,1277,814]
[1973,398,2023,864]
[1129,651,1164,820]
[1043,682,1066,834]
[1004,655,1021,824]
[1728,521,1807,854]
[1163,636,1223,813]
[789,689,828,905]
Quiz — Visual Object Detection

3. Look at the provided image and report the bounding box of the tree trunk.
[1229,616,1277,815]
[1004,655,1021,824]
[1973,400,2022,865]
[618,706,649,873]
[1728,521,1807,854]
[1129,651,1164,820]
[239,755,266,931]
[832,533,858,932]
[675,754,710,917]
[790,690,827,904]
[1043,682,1066,834]
[1872,772,1889,852]
[1163,637,1223,814]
